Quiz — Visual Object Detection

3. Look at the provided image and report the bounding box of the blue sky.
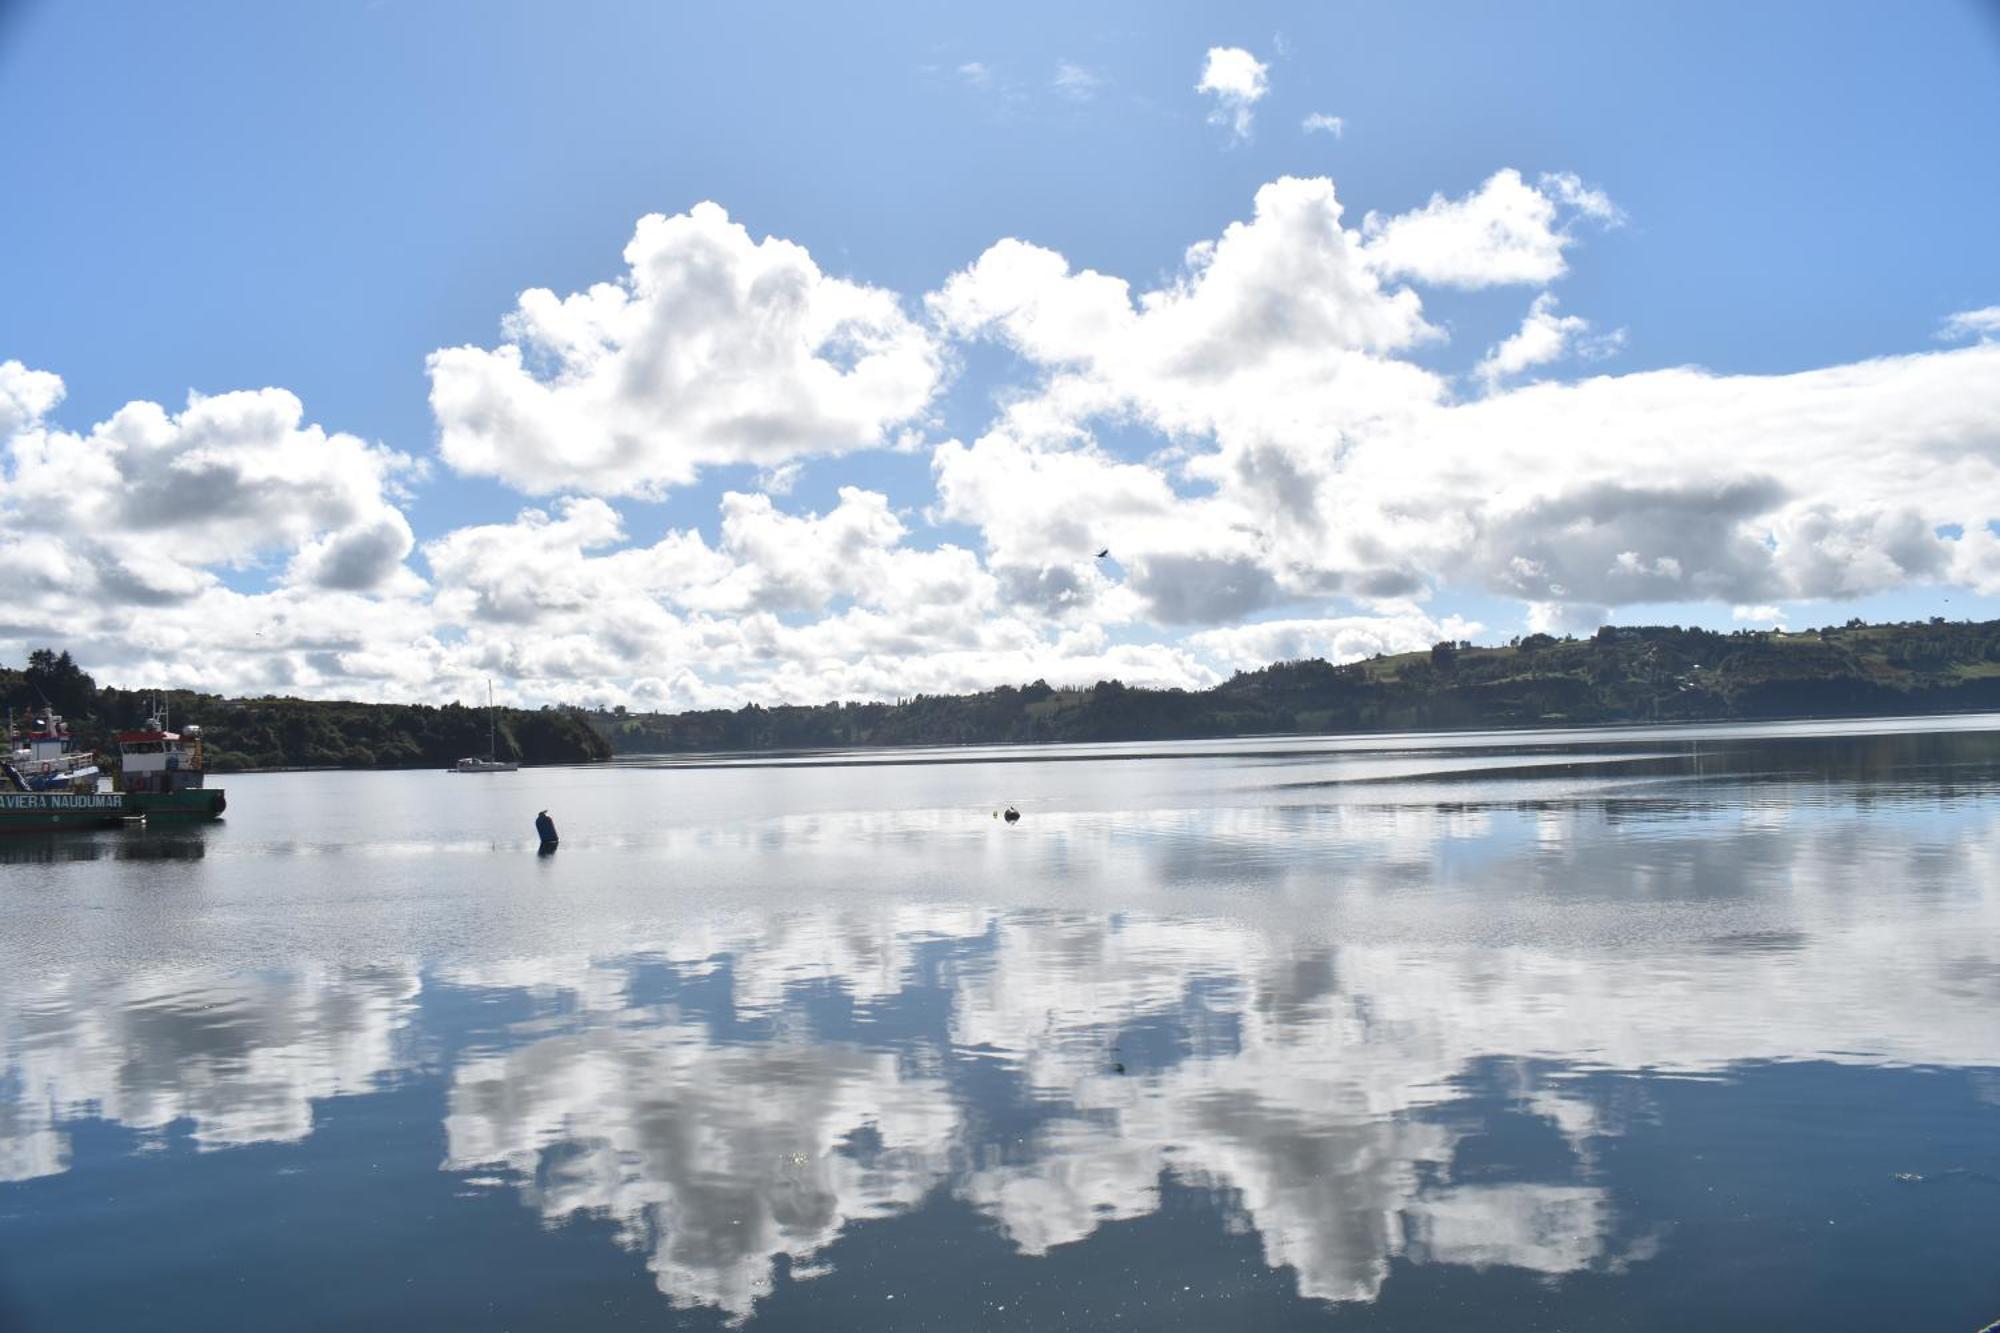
[3,1,2000,703]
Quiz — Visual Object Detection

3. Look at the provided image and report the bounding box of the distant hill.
[0,650,611,772]
[588,617,2000,754]
[11,618,2000,771]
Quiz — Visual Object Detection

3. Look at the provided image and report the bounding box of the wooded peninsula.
[1,651,611,772]
[9,617,2000,770]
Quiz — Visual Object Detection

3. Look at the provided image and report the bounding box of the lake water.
[3,717,1998,1331]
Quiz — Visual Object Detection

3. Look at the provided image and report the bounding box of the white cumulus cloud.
[1360,169,1619,289]
[1939,305,2000,342]
[0,365,417,608]
[1189,611,1483,673]
[927,175,2000,638]
[1197,46,1269,142]
[1731,604,1785,625]
[10,162,2000,709]
[428,203,943,499]
[1476,293,1623,390]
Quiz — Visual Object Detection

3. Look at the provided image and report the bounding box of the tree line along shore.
[9,618,2000,770]
[591,618,2000,753]
[1,650,610,772]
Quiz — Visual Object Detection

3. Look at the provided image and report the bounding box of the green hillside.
[11,617,1999,771]
[590,617,2000,754]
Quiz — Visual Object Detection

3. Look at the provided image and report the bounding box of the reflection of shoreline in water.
[608,714,2000,775]
[5,742,2000,1321]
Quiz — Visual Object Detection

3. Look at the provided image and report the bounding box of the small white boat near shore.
[449,681,519,773]
[451,756,518,773]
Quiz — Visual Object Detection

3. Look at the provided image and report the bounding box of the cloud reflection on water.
[445,1020,957,1318]
[0,963,418,1181]
[4,741,2000,1322]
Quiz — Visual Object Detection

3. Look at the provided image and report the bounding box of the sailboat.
[451,680,519,773]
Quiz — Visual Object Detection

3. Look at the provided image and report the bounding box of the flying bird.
[1095,548,1109,559]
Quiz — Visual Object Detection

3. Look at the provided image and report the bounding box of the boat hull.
[0,791,129,832]
[124,789,227,821]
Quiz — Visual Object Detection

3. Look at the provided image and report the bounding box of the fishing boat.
[450,681,518,773]
[5,711,101,791]
[1,709,122,832]
[115,708,226,821]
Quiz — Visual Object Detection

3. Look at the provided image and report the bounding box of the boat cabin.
[117,719,208,795]
[17,716,71,765]
[6,712,100,789]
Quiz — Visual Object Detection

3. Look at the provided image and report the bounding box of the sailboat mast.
[487,679,496,760]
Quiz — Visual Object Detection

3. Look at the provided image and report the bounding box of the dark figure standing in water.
[534,809,558,848]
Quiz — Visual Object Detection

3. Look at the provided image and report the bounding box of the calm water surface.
[3,718,1998,1330]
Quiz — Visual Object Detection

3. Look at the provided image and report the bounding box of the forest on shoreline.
[10,616,2000,770]
[0,650,610,772]
[589,617,2000,754]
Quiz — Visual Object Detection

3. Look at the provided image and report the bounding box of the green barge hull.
[0,791,129,832]
[124,789,227,821]
[1,788,226,832]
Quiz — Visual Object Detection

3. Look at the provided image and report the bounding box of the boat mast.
[487,679,496,761]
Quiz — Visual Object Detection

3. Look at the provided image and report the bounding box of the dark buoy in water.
[534,809,559,851]
[1003,805,1020,823]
